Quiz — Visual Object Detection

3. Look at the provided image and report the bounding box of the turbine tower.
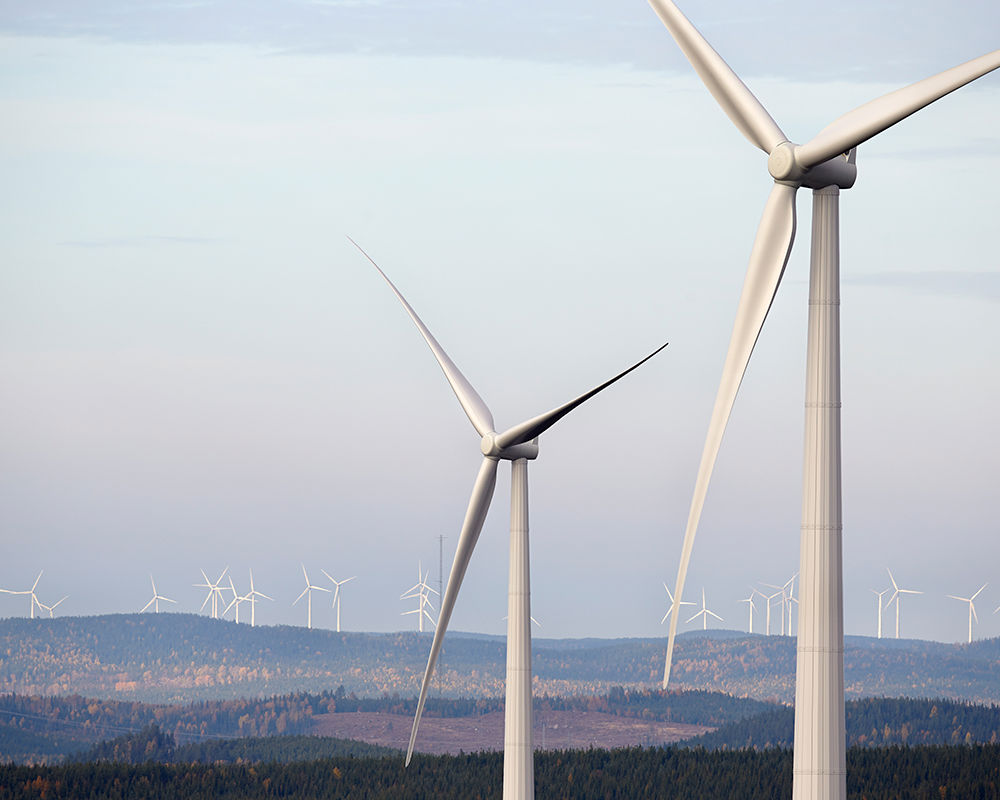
[886,569,922,639]
[353,238,666,800]
[649,2,999,798]
[294,564,330,629]
[660,582,694,626]
[140,575,176,613]
[871,588,890,639]
[0,571,44,618]
[946,583,987,644]
[321,570,356,633]
[401,563,437,633]
[686,588,723,631]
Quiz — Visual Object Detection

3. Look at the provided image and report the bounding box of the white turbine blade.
[349,236,496,437]
[647,0,787,154]
[405,456,498,767]
[199,592,213,612]
[707,610,724,622]
[796,50,1000,169]
[663,182,797,688]
[224,596,238,615]
[215,567,229,585]
[660,610,671,625]
[162,596,177,604]
[946,594,967,602]
[140,597,155,613]
[971,604,979,623]
[971,584,987,601]
[494,341,669,450]
[685,609,702,625]
[31,571,43,592]
[293,586,309,606]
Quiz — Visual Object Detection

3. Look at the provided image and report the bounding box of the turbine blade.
[685,610,701,624]
[663,182,797,688]
[972,584,987,600]
[349,236,496,437]
[971,605,979,623]
[797,50,1000,169]
[647,0,787,154]
[708,610,724,621]
[140,598,155,613]
[293,587,309,605]
[405,456,499,766]
[494,341,669,450]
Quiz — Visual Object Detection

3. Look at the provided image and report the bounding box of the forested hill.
[1,614,997,704]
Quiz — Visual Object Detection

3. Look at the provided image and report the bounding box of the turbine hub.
[480,432,502,457]
[767,141,804,183]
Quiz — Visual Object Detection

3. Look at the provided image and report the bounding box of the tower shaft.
[504,458,534,800]
[793,186,846,800]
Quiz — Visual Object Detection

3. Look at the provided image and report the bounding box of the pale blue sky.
[1,1,998,645]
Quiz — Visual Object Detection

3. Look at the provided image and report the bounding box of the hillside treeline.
[0,688,771,764]
[683,696,1000,750]
[2,615,998,704]
[2,744,998,799]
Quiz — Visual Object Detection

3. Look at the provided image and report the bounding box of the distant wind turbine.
[660,582,695,626]
[352,237,667,798]
[886,569,922,639]
[946,583,987,644]
[740,589,760,634]
[871,588,890,639]
[224,577,249,624]
[35,595,68,618]
[321,570,356,633]
[140,575,176,614]
[0,571,44,618]
[761,587,782,636]
[686,588,723,631]
[195,567,230,620]
[245,569,272,628]
[294,565,330,629]
[401,563,438,633]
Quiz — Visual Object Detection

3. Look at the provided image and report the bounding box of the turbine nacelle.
[767,142,858,190]
[479,432,539,461]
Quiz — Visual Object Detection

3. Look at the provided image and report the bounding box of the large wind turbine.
[140,575,176,614]
[649,2,999,798]
[0,571,43,618]
[294,565,330,630]
[352,238,666,800]
[321,570,355,633]
[947,583,987,644]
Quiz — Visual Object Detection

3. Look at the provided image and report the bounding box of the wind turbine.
[740,589,760,634]
[649,2,999,798]
[886,568,922,639]
[686,588,723,631]
[660,582,695,625]
[141,575,176,614]
[224,577,249,623]
[761,586,782,636]
[353,238,666,800]
[947,583,987,644]
[195,567,230,619]
[294,564,330,629]
[245,568,272,628]
[871,588,890,639]
[401,564,437,633]
[321,570,355,633]
[35,596,68,618]
[0,571,43,618]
